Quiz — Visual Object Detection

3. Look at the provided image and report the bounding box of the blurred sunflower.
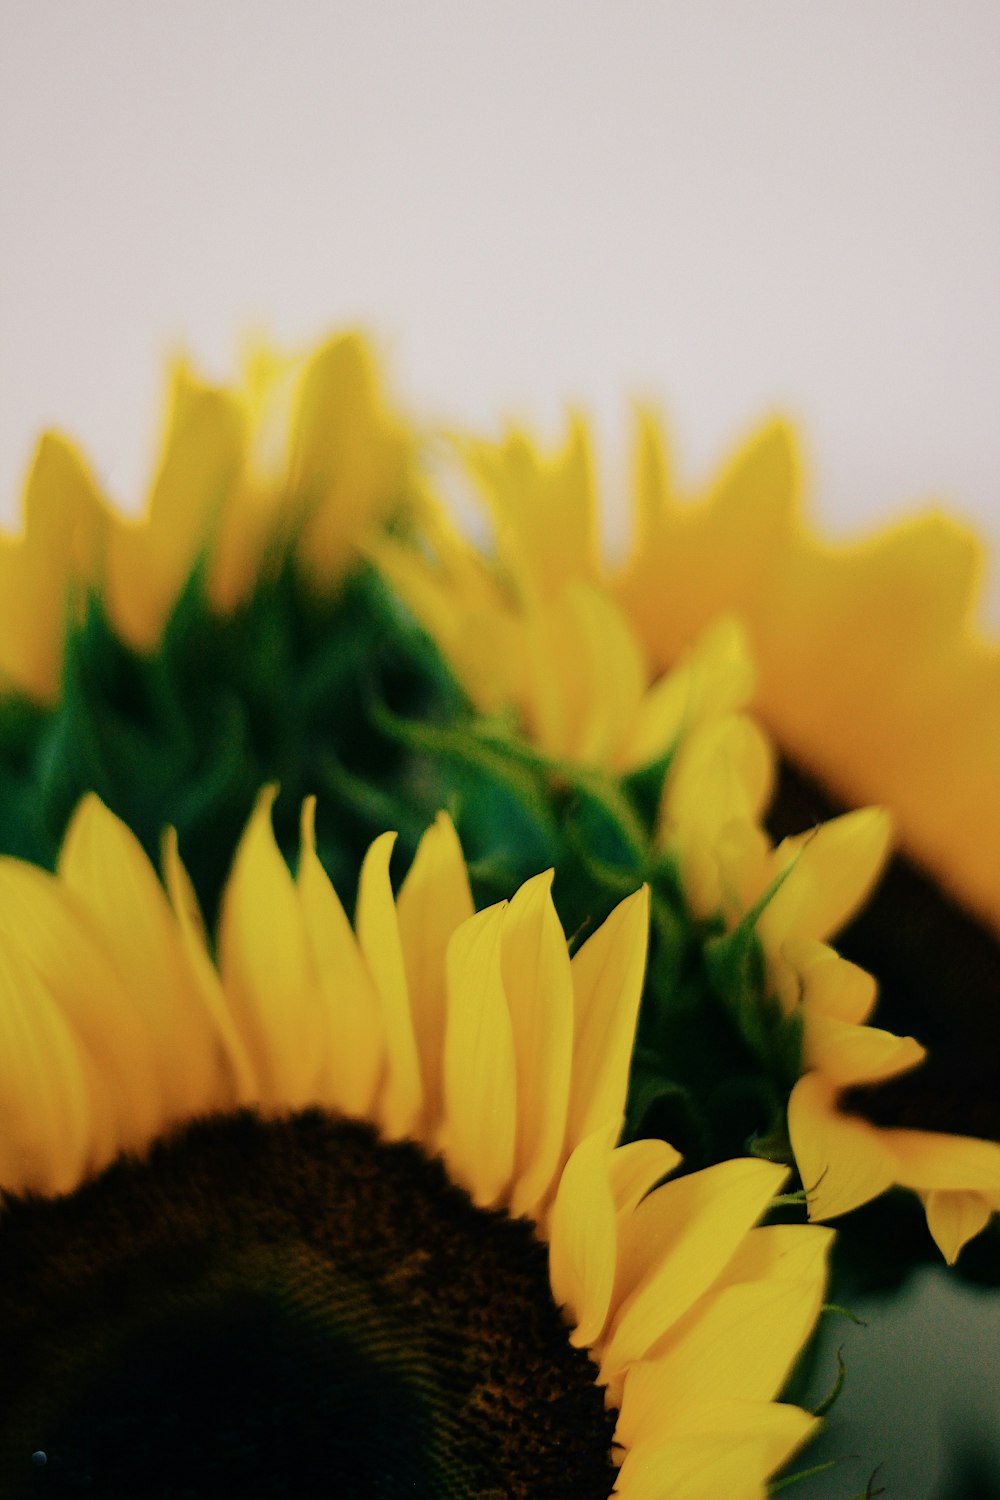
[376,418,1000,1263]
[0,792,828,1499]
[0,331,408,702]
[0,335,455,911]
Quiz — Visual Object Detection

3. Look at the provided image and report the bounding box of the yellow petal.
[355,830,422,1140]
[500,870,576,1219]
[0,859,164,1157]
[0,432,107,701]
[615,1399,815,1500]
[291,333,408,588]
[621,615,756,771]
[788,1072,896,1220]
[721,1223,836,1287]
[564,887,650,1155]
[601,1158,788,1387]
[0,940,94,1196]
[784,937,878,1024]
[161,826,257,1106]
[883,1128,1000,1194]
[620,1274,825,1430]
[106,361,245,650]
[547,1122,619,1344]
[805,1010,926,1087]
[218,787,328,1110]
[297,799,384,1119]
[567,582,648,766]
[609,1137,684,1217]
[923,1189,994,1263]
[396,811,474,1131]
[442,904,517,1207]
[759,808,893,950]
[58,795,228,1123]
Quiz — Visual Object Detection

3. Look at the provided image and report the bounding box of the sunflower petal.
[923,1189,994,1264]
[58,795,227,1122]
[355,831,422,1140]
[548,1122,619,1346]
[0,942,95,1195]
[217,787,327,1110]
[442,904,517,1207]
[396,812,474,1131]
[615,1401,816,1500]
[804,1011,926,1086]
[161,826,257,1106]
[501,870,575,1218]
[0,859,164,1155]
[609,1137,684,1217]
[788,1072,896,1220]
[565,886,650,1153]
[601,1159,788,1386]
[760,808,893,949]
[297,799,384,1120]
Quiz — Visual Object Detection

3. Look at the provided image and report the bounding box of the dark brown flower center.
[0,1111,618,1499]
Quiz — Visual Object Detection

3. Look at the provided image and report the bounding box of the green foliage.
[0,558,810,1185]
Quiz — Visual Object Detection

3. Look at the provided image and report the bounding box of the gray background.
[2,4,999,1495]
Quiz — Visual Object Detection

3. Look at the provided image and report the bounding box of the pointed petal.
[566,583,648,766]
[396,812,474,1131]
[622,1273,826,1423]
[883,1127,1000,1194]
[501,870,575,1218]
[442,904,517,1207]
[609,1137,684,1217]
[565,886,650,1154]
[548,1122,619,1345]
[0,859,165,1156]
[615,1401,816,1500]
[355,831,422,1139]
[923,1189,994,1263]
[297,799,384,1119]
[760,808,893,950]
[805,1010,925,1086]
[161,826,257,1106]
[58,795,228,1122]
[0,432,107,700]
[601,1159,788,1386]
[788,1073,896,1220]
[107,362,245,650]
[0,941,95,1195]
[785,937,878,1024]
[217,787,327,1110]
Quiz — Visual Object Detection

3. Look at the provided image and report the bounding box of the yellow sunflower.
[375,420,1000,1263]
[0,791,828,1498]
[618,412,1000,936]
[0,331,409,702]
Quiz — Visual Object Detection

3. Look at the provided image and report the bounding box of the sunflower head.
[0,791,829,1497]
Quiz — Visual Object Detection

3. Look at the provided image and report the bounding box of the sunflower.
[375,419,1000,1263]
[0,331,409,704]
[0,335,454,912]
[0,791,828,1498]
[617,412,1000,934]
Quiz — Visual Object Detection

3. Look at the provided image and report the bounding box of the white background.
[2,4,999,1496]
